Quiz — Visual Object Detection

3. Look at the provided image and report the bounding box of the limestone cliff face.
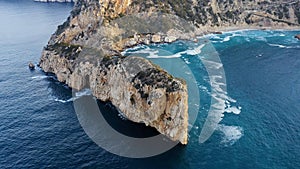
[40,0,192,144]
[40,44,189,144]
[48,0,300,55]
[40,0,300,145]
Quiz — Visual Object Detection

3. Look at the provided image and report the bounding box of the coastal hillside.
[40,0,193,144]
[46,0,300,56]
[129,0,300,28]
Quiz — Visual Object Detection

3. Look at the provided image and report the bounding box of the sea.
[0,1,299,168]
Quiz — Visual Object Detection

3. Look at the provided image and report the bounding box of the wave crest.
[54,89,92,103]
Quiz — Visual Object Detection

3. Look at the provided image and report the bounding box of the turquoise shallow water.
[0,1,300,168]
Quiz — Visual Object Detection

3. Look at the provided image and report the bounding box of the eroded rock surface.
[40,0,300,144]
[40,43,189,144]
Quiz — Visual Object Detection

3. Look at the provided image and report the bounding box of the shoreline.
[196,25,300,37]
[119,25,300,53]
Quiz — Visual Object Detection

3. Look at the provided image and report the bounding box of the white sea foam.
[222,29,256,34]
[184,58,191,64]
[32,75,58,81]
[202,34,217,39]
[207,35,232,43]
[223,36,231,42]
[225,106,241,115]
[268,43,287,48]
[218,33,244,43]
[54,98,74,103]
[54,88,92,103]
[186,44,206,55]
[147,51,183,58]
[31,75,49,80]
[117,109,128,121]
[121,46,154,56]
[198,85,209,93]
[147,44,206,58]
[255,36,267,42]
[199,54,241,143]
[245,37,251,42]
[74,88,93,97]
[217,124,243,146]
[268,43,300,49]
[124,44,206,59]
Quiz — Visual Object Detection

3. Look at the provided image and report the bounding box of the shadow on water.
[45,72,73,100]
[44,71,160,138]
[98,100,160,138]
[43,71,188,165]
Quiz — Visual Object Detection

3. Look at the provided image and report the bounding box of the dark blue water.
[0,1,300,168]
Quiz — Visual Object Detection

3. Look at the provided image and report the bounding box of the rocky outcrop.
[44,0,300,55]
[40,44,188,144]
[40,0,300,144]
[29,62,35,70]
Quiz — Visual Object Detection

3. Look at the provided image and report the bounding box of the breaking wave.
[207,29,293,44]
[199,73,242,143]
[198,43,243,144]
[54,89,92,103]
[123,43,206,59]
[268,43,288,48]
[225,106,241,115]
[31,75,57,80]
[268,43,300,49]
[31,75,48,80]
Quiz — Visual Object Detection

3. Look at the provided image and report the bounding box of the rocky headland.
[39,0,300,144]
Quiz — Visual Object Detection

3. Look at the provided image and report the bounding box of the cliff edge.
[40,0,300,145]
[39,0,192,144]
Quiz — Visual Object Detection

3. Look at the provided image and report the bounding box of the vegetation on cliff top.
[45,43,82,60]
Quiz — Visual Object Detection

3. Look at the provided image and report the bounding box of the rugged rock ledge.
[39,0,193,144]
[40,44,189,144]
[40,0,300,144]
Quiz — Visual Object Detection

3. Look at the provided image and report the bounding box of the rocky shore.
[39,0,194,144]
[39,0,300,144]
[40,44,189,144]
